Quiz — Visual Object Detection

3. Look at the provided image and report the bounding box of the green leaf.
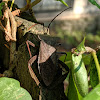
[0,2,5,16]
[0,2,5,7]
[0,10,3,16]
[72,54,88,97]
[88,0,100,9]
[83,84,100,100]
[59,52,72,68]
[56,0,68,7]
[76,37,86,52]
[59,51,91,68]
[67,72,82,100]
[82,54,91,65]
[0,77,32,100]
[70,38,88,97]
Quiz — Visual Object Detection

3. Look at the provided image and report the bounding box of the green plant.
[0,2,4,16]
[83,84,100,100]
[59,37,100,100]
[71,38,88,97]
[0,77,32,100]
[56,0,68,7]
[88,0,100,9]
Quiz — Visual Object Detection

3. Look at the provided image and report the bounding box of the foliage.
[59,52,72,68]
[0,77,32,100]
[88,0,100,9]
[67,72,82,100]
[56,28,100,48]
[59,37,100,99]
[71,54,88,97]
[56,0,68,7]
[70,38,88,97]
[0,2,4,16]
[83,84,100,100]
[90,49,100,88]
[0,0,100,100]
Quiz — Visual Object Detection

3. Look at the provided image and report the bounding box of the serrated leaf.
[83,84,100,100]
[0,77,32,100]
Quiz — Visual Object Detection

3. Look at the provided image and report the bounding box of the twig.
[7,7,17,68]
[31,0,41,7]
[12,0,42,16]
[71,46,96,55]
[26,0,31,4]
[3,0,11,42]
[8,8,16,41]
[0,26,13,40]
[0,20,14,40]
[12,9,21,16]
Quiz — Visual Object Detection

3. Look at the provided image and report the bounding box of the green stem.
[92,52,100,83]
[59,0,68,7]
[10,0,15,11]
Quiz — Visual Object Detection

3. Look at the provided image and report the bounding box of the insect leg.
[26,40,35,58]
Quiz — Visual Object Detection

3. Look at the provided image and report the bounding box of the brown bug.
[26,36,57,86]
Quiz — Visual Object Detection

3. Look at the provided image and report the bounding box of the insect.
[26,36,69,86]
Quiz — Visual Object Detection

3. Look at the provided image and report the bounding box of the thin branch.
[7,8,17,67]
[12,9,21,16]
[0,20,13,40]
[0,26,13,40]
[26,0,31,4]
[8,8,16,41]
[71,46,96,55]
[12,0,42,16]
[31,0,41,7]
[3,0,11,42]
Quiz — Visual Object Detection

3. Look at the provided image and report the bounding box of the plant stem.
[92,52,100,83]
[10,0,15,11]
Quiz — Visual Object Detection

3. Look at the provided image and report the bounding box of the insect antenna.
[47,7,72,33]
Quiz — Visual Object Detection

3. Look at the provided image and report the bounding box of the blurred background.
[14,0,100,51]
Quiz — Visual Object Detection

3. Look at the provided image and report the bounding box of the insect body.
[26,37,57,86]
